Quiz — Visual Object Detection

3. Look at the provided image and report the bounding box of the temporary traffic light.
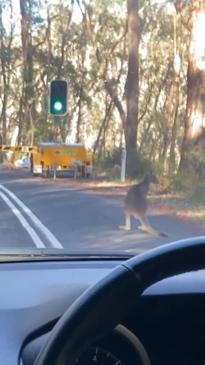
[49,80,68,116]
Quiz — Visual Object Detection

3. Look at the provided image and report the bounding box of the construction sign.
[0,146,36,153]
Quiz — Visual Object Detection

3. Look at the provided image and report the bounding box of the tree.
[94,0,139,177]
[124,0,139,177]
[179,0,205,176]
[19,0,34,143]
[0,0,14,145]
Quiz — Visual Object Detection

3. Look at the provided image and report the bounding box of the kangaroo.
[119,171,167,237]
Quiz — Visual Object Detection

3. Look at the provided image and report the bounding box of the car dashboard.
[0,259,205,365]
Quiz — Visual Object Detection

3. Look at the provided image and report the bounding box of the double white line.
[0,184,63,249]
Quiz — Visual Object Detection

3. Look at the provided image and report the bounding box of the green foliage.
[95,147,154,180]
[95,148,122,169]
[171,171,205,206]
[189,184,205,205]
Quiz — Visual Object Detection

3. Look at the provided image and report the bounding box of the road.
[0,166,205,255]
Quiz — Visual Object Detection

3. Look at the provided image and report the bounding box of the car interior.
[0,237,204,365]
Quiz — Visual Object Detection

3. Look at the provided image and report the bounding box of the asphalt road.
[0,166,205,255]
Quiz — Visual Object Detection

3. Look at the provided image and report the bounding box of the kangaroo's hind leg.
[119,211,131,231]
[134,212,160,235]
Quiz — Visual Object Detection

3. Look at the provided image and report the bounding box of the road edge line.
[0,184,63,249]
[0,192,46,249]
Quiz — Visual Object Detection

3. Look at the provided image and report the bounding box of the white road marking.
[0,184,63,249]
[0,192,45,249]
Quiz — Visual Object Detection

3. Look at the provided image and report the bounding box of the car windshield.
[0,0,204,257]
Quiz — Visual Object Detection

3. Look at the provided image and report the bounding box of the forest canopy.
[0,0,205,178]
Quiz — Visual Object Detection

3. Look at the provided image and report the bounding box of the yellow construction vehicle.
[0,143,93,178]
[0,145,35,166]
[31,143,93,178]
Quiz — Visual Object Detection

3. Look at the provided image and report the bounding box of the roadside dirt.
[9,166,205,230]
[41,177,205,224]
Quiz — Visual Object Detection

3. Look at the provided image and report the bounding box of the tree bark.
[124,0,139,177]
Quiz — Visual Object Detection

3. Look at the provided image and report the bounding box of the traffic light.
[49,80,68,116]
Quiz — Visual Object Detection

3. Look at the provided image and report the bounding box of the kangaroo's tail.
[143,225,168,238]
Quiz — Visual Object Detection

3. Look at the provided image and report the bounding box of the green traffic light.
[53,100,63,112]
[49,80,68,115]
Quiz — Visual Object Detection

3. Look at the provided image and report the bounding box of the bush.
[188,183,205,205]
[94,148,156,180]
[94,148,122,170]
[170,171,205,205]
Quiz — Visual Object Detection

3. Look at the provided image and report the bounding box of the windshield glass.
[0,0,204,257]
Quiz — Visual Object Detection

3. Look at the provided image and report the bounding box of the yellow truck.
[31,143,93,178]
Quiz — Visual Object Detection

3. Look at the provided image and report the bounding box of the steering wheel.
[34,236,205,365]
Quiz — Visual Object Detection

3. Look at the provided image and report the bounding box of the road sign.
[121,148,127,182]
[49,80,68,116]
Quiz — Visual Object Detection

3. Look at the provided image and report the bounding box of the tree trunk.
[57,8,73,141]
[161,68,180,174]
[1,94,8,144]
[168,9,181,176]
[20,0,34,142]
[95,3,139,178]
[93,99,113,155]
[0,1,13,145]
[179,0,205,175]
[124,0,139,177]
[18,96,24,144]
[169,99,179,175]
[75,74,85,143]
